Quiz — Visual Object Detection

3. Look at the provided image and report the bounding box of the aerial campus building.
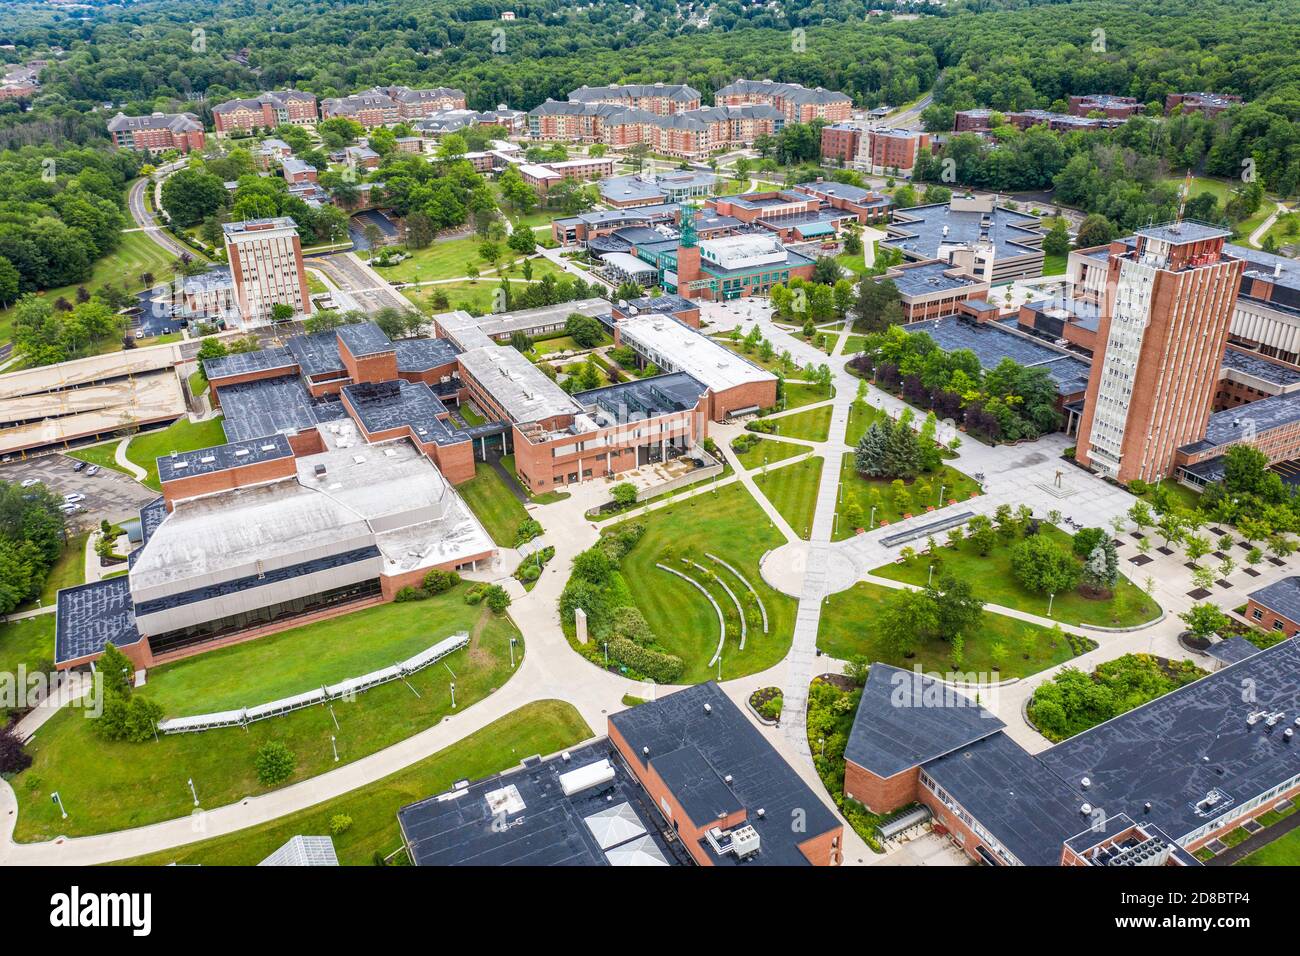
[844,646,1300,866]
[398,682,844,866]
[52,296,774,668]
[222,218,313,323]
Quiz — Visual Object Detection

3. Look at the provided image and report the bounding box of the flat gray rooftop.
[157,432,293,484]
[217,374,349,442]
[55,576,143,665]
[910,316,1093,396]
[884,202,1044,261]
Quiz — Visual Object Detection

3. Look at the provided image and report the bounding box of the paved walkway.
[113,437,148,482]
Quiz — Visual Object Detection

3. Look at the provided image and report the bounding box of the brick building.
[1245,578,1300,638]
[714,78,853,123]
[106,111,205,153]
[821,124,930,174]
[1074,222,1244,484]
[528,99,783,160]
[843,653,1300,866]
[517,156,615,195]
[222,218,313,324]
[567,82,701,114]
[1068,94,1143,119]
[1166,91,1244,117]
[212,90,318,136]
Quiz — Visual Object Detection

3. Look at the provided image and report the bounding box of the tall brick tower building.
[223,218,313,324]
[674,208,701,292]
[1075,222,1244,484]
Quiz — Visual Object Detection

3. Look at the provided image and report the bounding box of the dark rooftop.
[889,261,980,298]
[883,201,1044,262]
[1038,638,1300,843]
[287,330,347,379]
[139,497,166,547]
[844,664,1004,779]
[398,741,687,867]
[576,371,708,420]
[156,433,293,484]
[609,682,840,865]
[1181,390,1300,454]
[217,374,349,442]
[1219,347,1300,388]
[392,337,460,373]
[923,730,1087,866]
[55,576,142,665]
[1204,635,1264,666]
[336,322,396,358]
[1247,576,1300,625]
[1135,221,1232,245]
[341,379,467,447]
[911,316,1094,396]
[202,346,297,381]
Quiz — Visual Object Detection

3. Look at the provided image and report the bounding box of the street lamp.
[330,735,339,763]
[187,777,199,807]
[1047,593,1055,616]
[928,563,935,586]
[870,505,877,528]
[509,636,518,668]
[51,792,67,819]
[938,484,945,508]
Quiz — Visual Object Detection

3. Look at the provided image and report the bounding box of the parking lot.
[1,452,158,530]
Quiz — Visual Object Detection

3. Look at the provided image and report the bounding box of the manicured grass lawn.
[610,482,796,682]
[845,399,886,447]
[364,235,485,283]
[1240,819,1300,865]
[717,338,789,373]
[836,253,867,276]
[115,700,592,866]
[37,533,88,606]
[782,382,833,410]
[1134,478,1202,513]
[66,440,128,476]
[403,277,558,316]
[0,227,192,349]
[753,456,823,540]
[0,615,55,697]
[11,598,523,841]
[834,457,981,540]
[525,334,581,359]
[305,271,329,295]
[873,524,1162,627]
[125,416,228,490]
[143,588,492,717]
[458,462,531,547]
[818,580,1090,678]
[187,370,206,398]
[843,334,868,356]
[1042,253,1068,276]
[732,436,807,470]
[457,400,486,426]
[762,404,832,442]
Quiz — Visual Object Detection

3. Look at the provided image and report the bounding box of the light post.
[1047,593,1055,617]
[187,777,199,807]
[51,791,67,820]
[819,737,826,758]
[603,641,609,666]
[330,735,339,763]
[450,681,457,709]
[870,505,877,528]
[938,484,945,508]
[928,564,935,586]
[509,636,517,668]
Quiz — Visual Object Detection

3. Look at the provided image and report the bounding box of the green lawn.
[10,594,523,841]
[187,370,206,399]
[833,457,980,540]
[143,590,493,717]
[782,382,834,411]
[458,462,531,547]
[836,252,867,276]
[732,436,807,470]
[1042,253,1068,276]
[873,524,1162,627]
[364,235,486,283]
[0,615,55,717]
[845,399,886,447]
[1240,821,1300,865]
[760,404,832,442]
[457,400,486,426]
[818,580,1091,677]
[36,533,89,606]
[116,700,592,866]
[842,334,868,356]
[753,456,823,540]
[403,276,558,316]
[608,482,796,682]
[125,416,228,490]
[0,227,194,350]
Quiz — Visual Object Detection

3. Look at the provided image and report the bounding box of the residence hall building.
[321,86,467,126]
[820,124,930,175]
[1166,91,1244,117]
[843,651,1300,865]
[1068,94,1143,120]
[714,78,853,124]
[517,156,616,195]
[398,682,842,866]
[1245,577,1300,638]
[212,90,318,135]
[106,111,205,153]
[567,82,701,115]
[222,218,312,324]
[1073,222,1245,484]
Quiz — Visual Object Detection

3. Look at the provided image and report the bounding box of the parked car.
[86,465,100,476]
[63,492,85,503]
[20,477,39,487]
[71,460,87,472]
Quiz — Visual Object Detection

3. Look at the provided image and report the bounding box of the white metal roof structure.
[558,758,616,796]
[605,834,671,866]
[583,801,647,849]
[457,345,583,424]
[616,315,777,393]
[258,835,339,866]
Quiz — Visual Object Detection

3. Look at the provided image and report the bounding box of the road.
[125,164,190,261]
[885,91,933,128]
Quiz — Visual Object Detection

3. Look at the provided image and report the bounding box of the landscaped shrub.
[330,814,354,836]
[422,569,460,594]
[393,586,427,602]
[514,517,543,545]
[606,637,683,683]
[1010,534,1080,595]
[0,725,32,775]
[484,584,511,614]
[254,741,296,786]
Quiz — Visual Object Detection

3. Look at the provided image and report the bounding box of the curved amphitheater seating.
[157,631,470,734]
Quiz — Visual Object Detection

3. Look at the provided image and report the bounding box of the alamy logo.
[49,886,151,937]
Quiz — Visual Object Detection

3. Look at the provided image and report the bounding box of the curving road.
[125,163,190,260]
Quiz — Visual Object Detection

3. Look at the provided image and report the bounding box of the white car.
[20,477,40,487]
[86,465,100,476]
[63,492,85,503]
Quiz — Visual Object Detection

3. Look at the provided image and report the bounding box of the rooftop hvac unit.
[558,759,615,797]
[730,825,761,861]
